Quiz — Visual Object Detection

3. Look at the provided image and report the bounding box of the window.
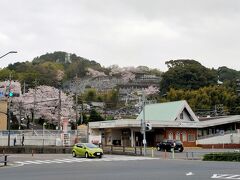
[77,144,83,148]
[188,134,195,142]
[168,132,173,140]
[180,112,183,119]
[182,132,187,142]
[176,132,180,140]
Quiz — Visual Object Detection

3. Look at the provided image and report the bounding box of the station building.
[89,100,240,147]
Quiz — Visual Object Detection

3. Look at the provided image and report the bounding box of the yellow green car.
[72,143,103,158]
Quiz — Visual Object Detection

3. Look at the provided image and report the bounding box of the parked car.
[72,143,103,158]
[156,139,184,152]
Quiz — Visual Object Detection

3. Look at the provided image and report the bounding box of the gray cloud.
[1,0,240,71]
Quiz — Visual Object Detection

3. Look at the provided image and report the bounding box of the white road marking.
[24,161,42,164]
[186,172,194,176]
[211,174,240,179]
[34,160,52,164]
[14,156,158,166]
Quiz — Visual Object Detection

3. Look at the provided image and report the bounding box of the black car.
[156,139,184,152]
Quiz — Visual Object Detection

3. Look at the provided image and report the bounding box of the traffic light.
[6,91,19,97]
[9,91,13,97]
[145,122,152,131]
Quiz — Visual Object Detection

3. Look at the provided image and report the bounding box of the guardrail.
[103,145,144,156]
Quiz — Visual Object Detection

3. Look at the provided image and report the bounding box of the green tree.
[165,85,238,113]
[0,68,16,81]
[84,89,97,102]
[218,66,240,82]
[88,109,104,122]
[160,59,217,94]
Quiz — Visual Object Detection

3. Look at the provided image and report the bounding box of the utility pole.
[74,74,82,126]
[23,81,26,94]
[140,91,147,156]
[81,102,83,124]
[57,82,61,130]
[75,91,78,125]
[75,74,79,127]
[32,79,37,126]
[7,73,12,146]
[7,99,12,146]
[19,101,22,130]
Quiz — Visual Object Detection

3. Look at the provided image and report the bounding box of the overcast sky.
[1,0,240,71]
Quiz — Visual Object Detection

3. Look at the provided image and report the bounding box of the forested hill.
[0,51,240,90]
[32,51,106,79]
[0,51,162,88]
[1,51,240,114]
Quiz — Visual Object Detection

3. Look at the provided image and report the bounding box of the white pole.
[142,91,146,156]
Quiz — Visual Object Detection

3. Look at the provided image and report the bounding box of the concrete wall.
[0,134,77,146]
[196,133,240,145]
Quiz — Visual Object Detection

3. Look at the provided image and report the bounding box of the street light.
[0,51,17,59]
[0,51,18,146]
[43,122,46,136]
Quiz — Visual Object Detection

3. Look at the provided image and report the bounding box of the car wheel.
[157,146,161,151]
[85,152,89,158]
[179,148,183,152]
[98,155,102,159]
[72,151,76,157]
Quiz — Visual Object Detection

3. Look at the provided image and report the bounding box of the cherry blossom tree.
[87,68,106,78]
[56,70,65,81]
[144,85,159,95]
[109,65,136,83]
[12,85,75,127]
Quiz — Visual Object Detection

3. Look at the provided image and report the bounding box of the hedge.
[203,152,240,162]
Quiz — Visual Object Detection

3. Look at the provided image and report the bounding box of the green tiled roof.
[136,100,186,122]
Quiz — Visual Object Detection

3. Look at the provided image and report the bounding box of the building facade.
[89,100,240,147]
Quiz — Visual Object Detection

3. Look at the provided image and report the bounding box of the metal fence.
[0,130,88,147]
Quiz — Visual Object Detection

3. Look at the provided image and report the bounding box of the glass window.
[77,144,83,148]
[162,139,167,143]
[176,132,180,140]
[168,132,173,140]
[182,132,187,142]
[188,134,195,142]
[85,143,98,148]
[180,112,183,119]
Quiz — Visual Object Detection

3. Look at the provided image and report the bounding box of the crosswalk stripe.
[227,175,240,179]
[53,159,75,163]
[211,174,240,179]
[14,156,158,166]
[24,161,42,164]
[34,160,52,164]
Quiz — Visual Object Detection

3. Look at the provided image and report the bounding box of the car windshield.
[85,143,98,148]
[175,140,182,144]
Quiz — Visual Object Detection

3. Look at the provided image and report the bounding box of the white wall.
[0,134,77,146]
[176,110,193,122]
[196,133,240,145]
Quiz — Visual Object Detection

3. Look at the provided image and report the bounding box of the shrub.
[203,152,240,162]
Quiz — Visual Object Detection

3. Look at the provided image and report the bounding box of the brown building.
[0,100,7,130]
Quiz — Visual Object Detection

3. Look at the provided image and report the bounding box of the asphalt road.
[1,154,240,180]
